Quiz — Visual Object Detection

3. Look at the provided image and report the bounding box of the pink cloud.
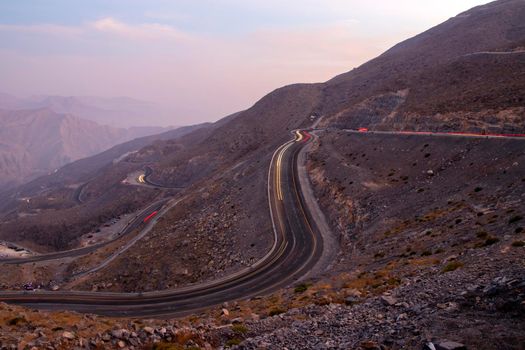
[0,18,407,125]
[89,17,192,42]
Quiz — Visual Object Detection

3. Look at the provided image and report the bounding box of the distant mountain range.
[0,108,172,189]
[0,93,169,128]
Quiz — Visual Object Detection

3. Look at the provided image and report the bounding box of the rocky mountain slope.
[0,108,169,190]
[317,0,525,132]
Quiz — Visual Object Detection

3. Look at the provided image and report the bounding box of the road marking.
[295,130,303,142]
[276,142,294,201]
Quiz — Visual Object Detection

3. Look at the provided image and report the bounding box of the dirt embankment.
[308,131,525,273]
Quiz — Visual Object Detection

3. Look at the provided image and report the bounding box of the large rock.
[61,331,75,340]
[111,329,129,339]
[381,295,397,306]
[143,326,155,335]
[436,341,467,350]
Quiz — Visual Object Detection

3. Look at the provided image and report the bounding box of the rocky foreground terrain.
[0,239,523,349]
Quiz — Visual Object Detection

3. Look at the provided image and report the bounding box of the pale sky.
[0,0,491,126]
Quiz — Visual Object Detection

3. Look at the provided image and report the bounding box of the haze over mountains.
[0,94,173,189]
[0,93,169,127]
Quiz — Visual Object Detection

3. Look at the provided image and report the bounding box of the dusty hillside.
[319,0,525,132]
[308,131,524,282]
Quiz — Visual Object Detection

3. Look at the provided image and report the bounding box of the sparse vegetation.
[7,316,26,326]
[374,251,385,259]
[386,277,401,286]
[231,324,248,334]
[442,261,463,273]
[294,283,310,293]
[509,215,523,224]
[152,343,184,350]
[474,236,500,248]
[483,237,500,246]
[511,240,525,247]
[476,231,488,238]
[268,308,285,316]
[225,338,242,347]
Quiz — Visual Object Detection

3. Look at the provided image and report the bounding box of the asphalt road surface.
[141,166,185,189]
[0,130,325,317]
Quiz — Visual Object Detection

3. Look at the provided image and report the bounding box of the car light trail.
[143,211,158,223]
[276,142,294,200]
[302,131,311,142]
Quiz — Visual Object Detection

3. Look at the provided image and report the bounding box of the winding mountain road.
[0,130,325,317]
[1,127,524,316]
[140,166,185,189]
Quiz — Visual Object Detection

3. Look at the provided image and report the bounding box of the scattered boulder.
[143,326,155,335]
[436,302,459,312]
[231,317,243,324]
[436,340,467,350]
[345,296,359,305]
[381,295,397,306]
[111,329,129,339]
[61,331,75,340]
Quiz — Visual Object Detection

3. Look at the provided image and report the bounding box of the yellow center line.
[295,130,303,142]
[276,142,294,201]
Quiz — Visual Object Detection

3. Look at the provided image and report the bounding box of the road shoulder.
[296,133,339,278]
